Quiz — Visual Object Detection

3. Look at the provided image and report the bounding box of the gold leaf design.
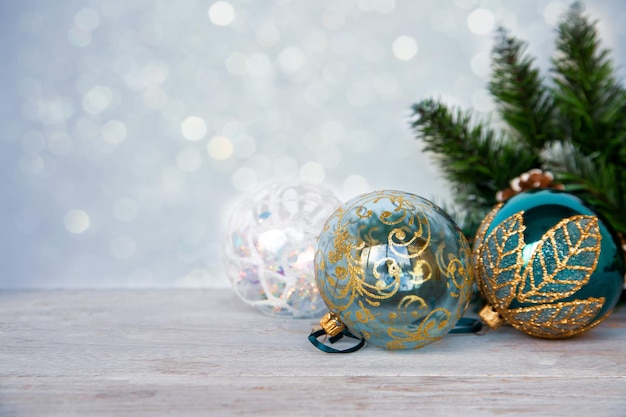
[472,203,503,259]
[517,215,601,303]
[478,212,526,309]
[507,297,605,338]
[472,203,501,290]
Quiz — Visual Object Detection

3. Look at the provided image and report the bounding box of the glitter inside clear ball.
[223,182,341,318]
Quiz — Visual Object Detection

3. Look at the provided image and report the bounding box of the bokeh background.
[1,0,624,289]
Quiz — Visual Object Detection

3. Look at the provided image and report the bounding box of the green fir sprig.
[411,2,626,240]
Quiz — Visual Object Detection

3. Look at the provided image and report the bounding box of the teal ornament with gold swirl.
[314,190,474,350]
[474,189,624,338]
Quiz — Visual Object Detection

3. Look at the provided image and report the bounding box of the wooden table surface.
[1,289,625,416]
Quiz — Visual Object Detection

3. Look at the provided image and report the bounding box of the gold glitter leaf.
[517,215,601,303]
[507,297,605,338]
[472,203,502,289]
[478,212,525,309]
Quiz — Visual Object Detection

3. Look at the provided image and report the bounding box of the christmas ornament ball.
[474,189,624,338]
[223,182,341,318]
[315,190,474,350]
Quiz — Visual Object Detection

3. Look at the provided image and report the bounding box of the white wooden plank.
[1,290,625,416]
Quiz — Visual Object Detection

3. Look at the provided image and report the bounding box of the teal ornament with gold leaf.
[474,189,624,338]
[313,190,474,350]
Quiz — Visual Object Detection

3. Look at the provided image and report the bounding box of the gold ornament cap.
[319,312,345,337]
[479,304,505,330]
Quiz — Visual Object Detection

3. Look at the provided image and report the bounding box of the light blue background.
[1,0,624,288]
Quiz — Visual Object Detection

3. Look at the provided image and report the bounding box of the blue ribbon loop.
[308,317,483,353]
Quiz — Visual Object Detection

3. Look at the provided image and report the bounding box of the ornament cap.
[320,312,345,337]
[479,304,505,330]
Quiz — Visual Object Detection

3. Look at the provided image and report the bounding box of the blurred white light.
[246,53,272,77]
[346,129,375,153]
[472,89,495,112]
[303,82,330,108]
[357,0,396,13]
[470,51,491,77]
[161,167,187,192]
[143,87,168,110]
[138,19,164,46]
[341,175,371,198]
[322,61,348,83]
[231,167,258,191]
[303,30,328,53]
[373,73,399,99]
[233,134,256,158]
[455,0,479,9]
[128,268,154,286]
[299,161,325,183]
[248,154,272,178]
[392,36,418,61]
[542,2,567,26]
[207,136,234,160]
[64,209,90,234]
[47,132,73,155]
[320,120,346,144]
[181,116,207,141]
[110,235,137,259]
[142,61,169,86]
[346,82,373,107]
[101,120,127,145]
[272,155,298,178]
[256,24,280,48]
[278,47,305,74]
[176,148,203,172]
[68,27,92,47]
[43,96,75,124]
[376,0,396,14]
[82,85,113,114]
[74,8,100,31]
[226,52,247,75]
[208,1,235,26]
[322,8,346,30]
[113,198,139,222]
[75,117,100,138]
[467,8,495,35]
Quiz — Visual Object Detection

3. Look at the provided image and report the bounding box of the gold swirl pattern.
[315,190,474,350]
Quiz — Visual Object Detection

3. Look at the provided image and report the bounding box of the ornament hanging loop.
[319,312,345,337]
[308,312,365,353]
[478,304,505,330]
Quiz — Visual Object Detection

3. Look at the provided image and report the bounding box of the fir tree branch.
[410,98,538,211]
[410,2,626,242]
[551,2,626,162]
[489,28,555,149]
[543,141,626,234]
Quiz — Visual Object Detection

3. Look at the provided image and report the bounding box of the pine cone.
[496,169,564,202]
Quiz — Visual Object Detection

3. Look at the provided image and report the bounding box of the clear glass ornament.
[315,190,474,349]
[223,182,340,318]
